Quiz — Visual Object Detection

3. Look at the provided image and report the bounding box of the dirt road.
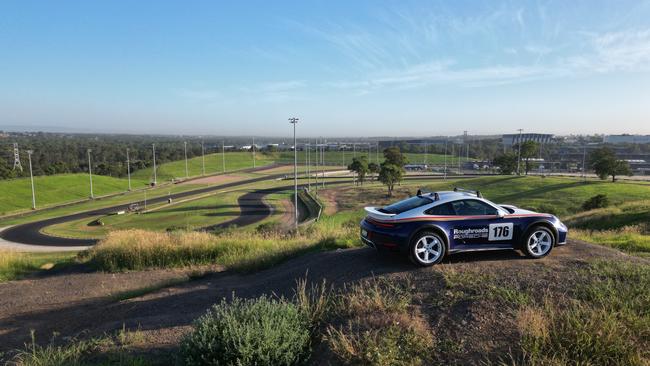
[0,240,638,354]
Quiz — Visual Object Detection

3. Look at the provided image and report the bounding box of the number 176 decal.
[488,223,513,241]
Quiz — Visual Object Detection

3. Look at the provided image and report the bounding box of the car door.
[447,199,516,248]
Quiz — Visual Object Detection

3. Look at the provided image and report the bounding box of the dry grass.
[324,278,432,366]
[83,215,360,272]
[0,250,75,282]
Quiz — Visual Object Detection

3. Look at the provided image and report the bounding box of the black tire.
[522,226,554,258]
[409,231,446,266]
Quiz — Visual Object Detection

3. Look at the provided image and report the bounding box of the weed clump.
[181,296,311,366]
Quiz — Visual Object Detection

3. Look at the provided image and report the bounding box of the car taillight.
[366,217,396,228]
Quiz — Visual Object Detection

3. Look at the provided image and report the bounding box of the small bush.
[256,221,284,236]
[181,296,311,366]
[582,194,610,211]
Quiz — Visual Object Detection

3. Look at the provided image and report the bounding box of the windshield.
[380,196,433,214]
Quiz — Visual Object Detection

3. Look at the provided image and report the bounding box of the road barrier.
[297,188,322,226]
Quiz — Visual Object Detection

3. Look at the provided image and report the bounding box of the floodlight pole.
[27,150,35,209]
[222,140,226,173]
[582,144,587,181]
[152,144,157,185]
[289,118,299,230]
[87,149,94,199]
[314,139,319,194]
[516,129,523,175]
[444,138,448,180]
[184,141,189,178]
[307,141,311,189]
[126,148,131,191]
[201,141,205,176]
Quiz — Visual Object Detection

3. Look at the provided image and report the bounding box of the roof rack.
[416,189,440,201]
[453,187,482,198]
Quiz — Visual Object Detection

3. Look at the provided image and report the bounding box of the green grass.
[516,260,650,365]
[43,189,246,239]
[8,327,151,365]
[0,251,78,282]
[130,151,275,182]
[0,174,149,216]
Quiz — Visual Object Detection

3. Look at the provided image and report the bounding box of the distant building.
[604,135,650,144]
[502,133,553,148]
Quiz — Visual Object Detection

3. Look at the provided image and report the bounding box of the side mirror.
[497,211,506,218]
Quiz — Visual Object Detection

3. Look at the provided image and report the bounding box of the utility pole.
[27,150,35,209]
[126,148,131,191]
[152,144,157,185]
[516,129,523,175]
[201,141,205,176]
[289,118,299,230]
[87,149,94,199]
[222,140,226,173]
[12,143,22,171]
[184,141,189,178]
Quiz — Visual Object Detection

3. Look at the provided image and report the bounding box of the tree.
[590,147,633,182]
[348,156,369,185]
[517,141,539,175]
[383,147,408,167]
[368,162,379,181]
[378,163,403,196]
[493,153,518,175]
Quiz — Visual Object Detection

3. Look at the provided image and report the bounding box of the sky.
[1,0,650,137]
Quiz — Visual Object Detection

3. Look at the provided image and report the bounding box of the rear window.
[380,196,433,214]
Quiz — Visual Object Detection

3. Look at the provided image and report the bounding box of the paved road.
[0,168,293,247]
[0,174,468,248]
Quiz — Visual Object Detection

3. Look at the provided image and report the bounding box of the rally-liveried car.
[360,188,568,266]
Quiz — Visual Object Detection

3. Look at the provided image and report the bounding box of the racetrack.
[0,174,471,248]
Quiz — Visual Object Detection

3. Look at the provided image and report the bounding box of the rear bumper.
[360,219,407,252]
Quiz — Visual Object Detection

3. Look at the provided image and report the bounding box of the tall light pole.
[152,144,157,185]
[184,141,189,178]
[252,136,256,168]
[582,144,587,181]
[27,150,36,209]
[126,148,131,191]
[516,129,523,175]
[87,149,94,199]
[222,140,226,173]
[307,140,311,189]
[444,138,448,180]
[289,118,299,230]
[201,141,205,176]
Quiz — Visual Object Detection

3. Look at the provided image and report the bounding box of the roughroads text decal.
[453,227,488,240]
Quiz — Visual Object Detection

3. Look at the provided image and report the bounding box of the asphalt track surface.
[1,173,469,247]
[0,167,294,247]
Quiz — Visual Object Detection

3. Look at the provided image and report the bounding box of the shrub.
[582,194,610,211]
[256,221,284,236]
[181,296,311,366]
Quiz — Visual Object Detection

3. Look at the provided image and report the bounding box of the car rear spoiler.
[364,207,396,221]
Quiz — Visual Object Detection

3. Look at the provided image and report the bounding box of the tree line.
[0,133,240,180]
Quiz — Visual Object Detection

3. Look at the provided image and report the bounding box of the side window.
[425,202,455,216]
[450,200,498,216]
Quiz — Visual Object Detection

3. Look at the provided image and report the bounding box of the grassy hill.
[130,152,275,182]
[0,174,149,215]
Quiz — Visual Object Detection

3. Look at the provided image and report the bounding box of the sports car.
[360,188,568,266]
